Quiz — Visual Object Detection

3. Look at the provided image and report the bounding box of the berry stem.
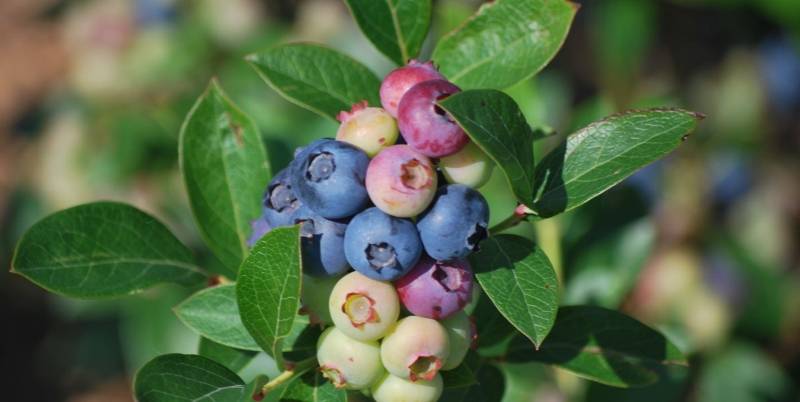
[488,204,536,235]
[260,356,318,395]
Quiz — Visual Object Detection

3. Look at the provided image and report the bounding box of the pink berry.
[395,256,474,320]
[397,80,468,158]
[380,60,445,118]
[365,145,437,218]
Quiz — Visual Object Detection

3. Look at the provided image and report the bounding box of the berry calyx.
[329,272,400,341]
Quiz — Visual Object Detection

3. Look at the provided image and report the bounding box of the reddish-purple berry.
[365,145,437,217]
[395,256,474,320]
[380,60,445,118]
[397,79,468,158]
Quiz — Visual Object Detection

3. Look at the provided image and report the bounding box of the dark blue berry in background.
[344,207,422,281]
[290,139,370,219]
[262,168,303,228]
[417,184,489,261]
[292,206,349,277]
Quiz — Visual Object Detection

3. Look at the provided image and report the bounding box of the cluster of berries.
[249,61,494,402]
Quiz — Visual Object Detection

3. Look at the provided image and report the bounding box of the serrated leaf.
[236,226,302,369]
[344,0,431,65]
[469,235,559,348]
[508,306,688,388]
[438,89,536,206]
[180,80,270,274]
[11,202,206,298]
[134,354,245,402]
[176,284,260,351]
[198,337,257,373]
[532,108,704,218]
[247,43,381,119]
[433,0,577,89]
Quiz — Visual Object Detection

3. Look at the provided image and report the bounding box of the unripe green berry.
[439,142,495,188]
[316,327,384,390]
[380,316,450,381]
[440,311,475,370]
[329,271,400,341]
[371,373,443,402]
[336,101,399,157]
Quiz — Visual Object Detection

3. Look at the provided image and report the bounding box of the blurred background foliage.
[0,0,798,401]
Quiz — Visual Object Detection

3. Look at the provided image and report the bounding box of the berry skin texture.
[316,327,384,390]
[336,101,398,157]
[365,145,437,218]
[371,373,443,402]
[440,141,495,188]
[397,79,468,158]
[395,256,474,320]
[380,316,450,381]
[262,167,303,228]
[380,60,445,118]
[440,311,476,370]
[329,271,400,341]
[293,207,349,277]
[290,139,370,219]
[301,274,339,324]
[344,207,422,281]
[417,184,489,261]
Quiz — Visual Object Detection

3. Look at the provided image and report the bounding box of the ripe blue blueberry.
[247,216,271,247]
[292,206,349,277]
[261,167,303,228]
[417,184,489,261]
[344,207,422,281]
[290,139,370,219]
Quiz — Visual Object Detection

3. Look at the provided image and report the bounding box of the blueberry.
[395,256,474,319]
[372,373,443,402]
[317,327,384,390]
[440,142,495,188]
[329,272,400,341]
[440,311,476,370]
[344,208,422,281]
[290,139,370,219]
[261,168,303,228]
[380,316,450,382]
[380,60,445,118]
[292,206,349,277]
[365,145,437,218]
[417,184,489,261]
[336,101,399,157]
[397,79,468,158]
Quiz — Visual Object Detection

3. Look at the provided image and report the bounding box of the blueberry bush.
[10,1,705,401]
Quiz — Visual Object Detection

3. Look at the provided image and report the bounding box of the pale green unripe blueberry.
[329,271,400,341]
[301,274,338,324]
[316,327,384,390]
[371,373,443,402]
[336,101,399,157]
[439,142,495,188]
[380,316,450,381]
[441,311,475,370]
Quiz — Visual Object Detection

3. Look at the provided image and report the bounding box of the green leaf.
[134,354,245,402]
[432,0,577,89]
[442,351,481,389]
[697,343,791,402]
[344,0,431,65]
[508,306,688,388]
[532,108,704,218]
[180,80,270,273]
[198,337,257,373]
[241,375,269,402]
[266,370,347,402]
[247,43,381,119]
[11,202,205,298]
[176,284,260,351]
[438,89,536,206]
[469,235,559,348]
[440,363,504,402]
[236,226,302,369]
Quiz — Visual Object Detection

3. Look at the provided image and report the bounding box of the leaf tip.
[566,1,581,12]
